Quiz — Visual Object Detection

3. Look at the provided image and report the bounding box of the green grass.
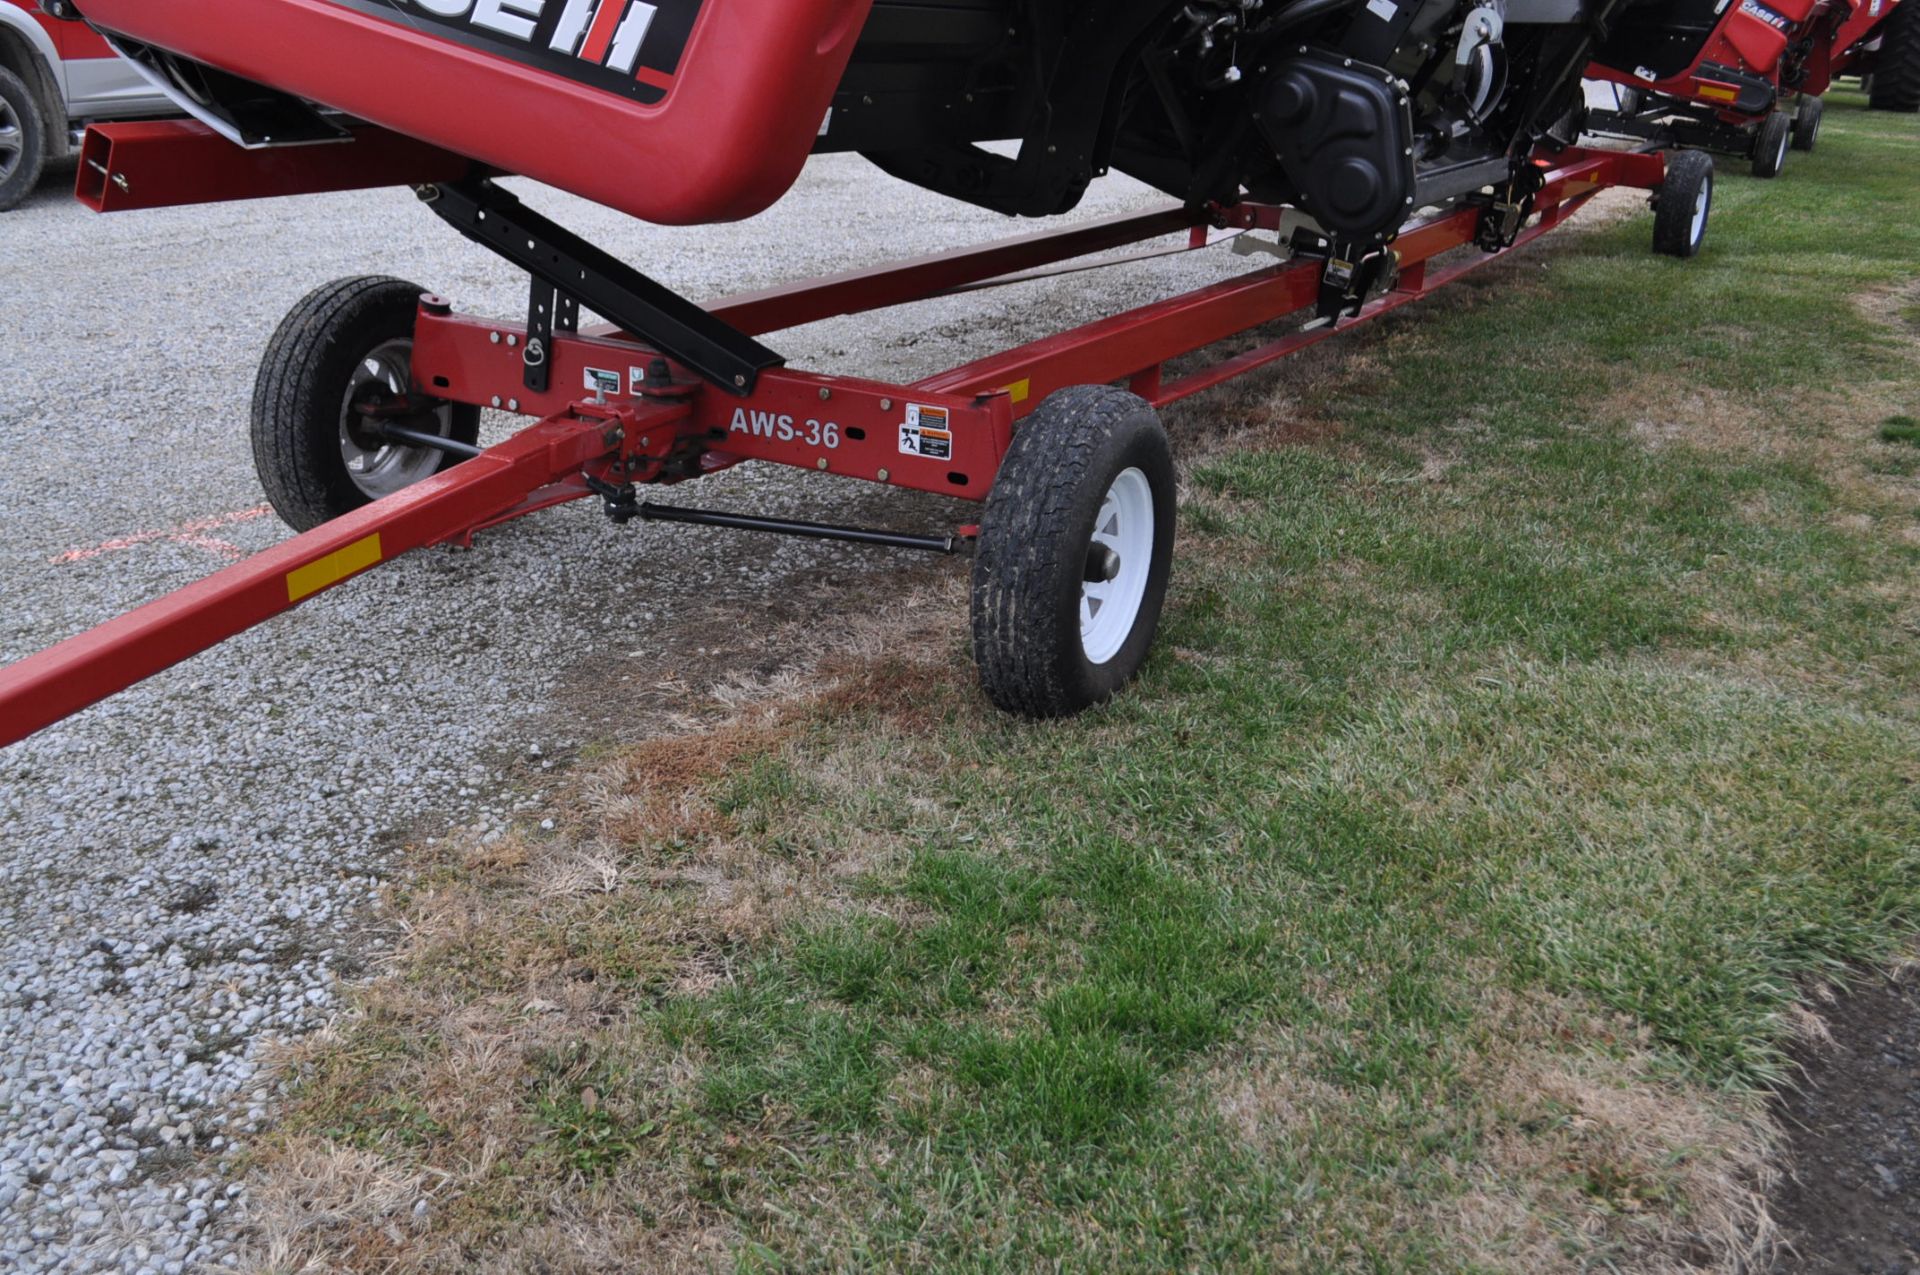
[1883,414,1920,444]
[264,94,1920,1272]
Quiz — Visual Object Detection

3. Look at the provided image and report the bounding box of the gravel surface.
[0,153,1251,1272]
[1773,967,1920,1274]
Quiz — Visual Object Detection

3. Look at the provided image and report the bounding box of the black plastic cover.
[1255,55,1414,240]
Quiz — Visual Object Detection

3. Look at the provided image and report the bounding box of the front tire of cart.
[251,277,481,533]
[971,385,1176,718]
[1791,95,1823,151]
[1751,111,1791,178]
[1653,150,1714,259]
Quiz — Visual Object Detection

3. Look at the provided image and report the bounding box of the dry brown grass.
[227,582,974,1273]
[1197,981,1779,1275]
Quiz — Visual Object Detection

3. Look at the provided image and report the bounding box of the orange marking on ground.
[52,505,274,565]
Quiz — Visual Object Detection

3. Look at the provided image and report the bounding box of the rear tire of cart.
[1653,150,1714,259]
[1750,111,1791,178]
[1868,0,1920,112]
[252,277,481,533]
[0,67,48,213]
[971,385,1176,718]
[1791,95,1823,151]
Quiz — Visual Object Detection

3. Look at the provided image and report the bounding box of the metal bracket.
[523,279,580,394]
[1309,241,1398,328]
[420,179,783,396]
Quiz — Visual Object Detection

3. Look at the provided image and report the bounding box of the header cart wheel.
[0,68,48,213]
[1750,112,1791,179]
[1791,96,1823,152]
[971,386,1176,718]
[252,277,481,532]
[1652,150,1714,259]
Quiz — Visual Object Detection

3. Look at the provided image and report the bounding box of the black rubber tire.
[1750,112,1791,179]
[1869,0,1920,112]
[0,67,49,213]
[1791,95,1824,151]
[1652,150,1714,259]
[970,386,1176,718]
[251,277,480,532]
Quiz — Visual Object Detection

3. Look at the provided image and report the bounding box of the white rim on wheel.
[1774,127,1788,172]
[1080,467,1155,666]
[1690,175,1710,247]
[338,338,456,500]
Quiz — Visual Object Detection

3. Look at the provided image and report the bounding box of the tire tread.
[0,67,49,213]
[250,277,477,531]
[970,385,1174,717]
[1653,150,1714,259]
[1870,2,1920,112]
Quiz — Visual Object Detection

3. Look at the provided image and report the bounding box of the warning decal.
[899,405,953,461]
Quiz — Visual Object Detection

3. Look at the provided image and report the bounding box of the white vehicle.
[0,0,173,209]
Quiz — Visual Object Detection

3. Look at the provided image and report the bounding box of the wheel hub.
[1079,467,1155,666]
[1084,543,1122,583]
[337,340,458,500]
[0,98,21,183]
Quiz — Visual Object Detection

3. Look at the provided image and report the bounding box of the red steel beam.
[76,120,474,214]
[0,411,649,748]
[917,149,1655,410]
[583,205,1205,343]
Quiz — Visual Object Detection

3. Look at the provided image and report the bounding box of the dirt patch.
[1770,963,1920,1274]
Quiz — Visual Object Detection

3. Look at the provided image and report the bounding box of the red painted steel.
[411,316,1004,496]
[918,152,1656,409]
[695,207,1206,338]
[0,146,1666,749]
[73,0,875,225]
[0,413,639,748]
[1589,0,1908,119]
[75,120,474,213]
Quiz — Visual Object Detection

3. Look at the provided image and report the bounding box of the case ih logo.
[1736,0,1791,31]
[338,0,701,100]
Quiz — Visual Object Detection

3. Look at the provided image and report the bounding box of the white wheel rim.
[1775,127,1789,170]
[1690,176,1710,246]
[338,338,456,500]
[1080,467,1155,666]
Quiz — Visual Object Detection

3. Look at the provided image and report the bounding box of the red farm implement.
[1585,0,1916,177]
[0,128,1702,746]
[2,0,1726,744]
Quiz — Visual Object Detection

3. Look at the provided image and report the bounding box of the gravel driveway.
[0,154,1248,1272]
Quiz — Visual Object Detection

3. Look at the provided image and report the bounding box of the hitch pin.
[85,158,128,192]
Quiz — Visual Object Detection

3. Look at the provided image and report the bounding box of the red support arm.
[76,120,475,213]
[0,413,636,749]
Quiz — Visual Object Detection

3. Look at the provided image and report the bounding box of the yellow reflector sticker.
[287,534,382,603]
[1003,378,1032,404]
